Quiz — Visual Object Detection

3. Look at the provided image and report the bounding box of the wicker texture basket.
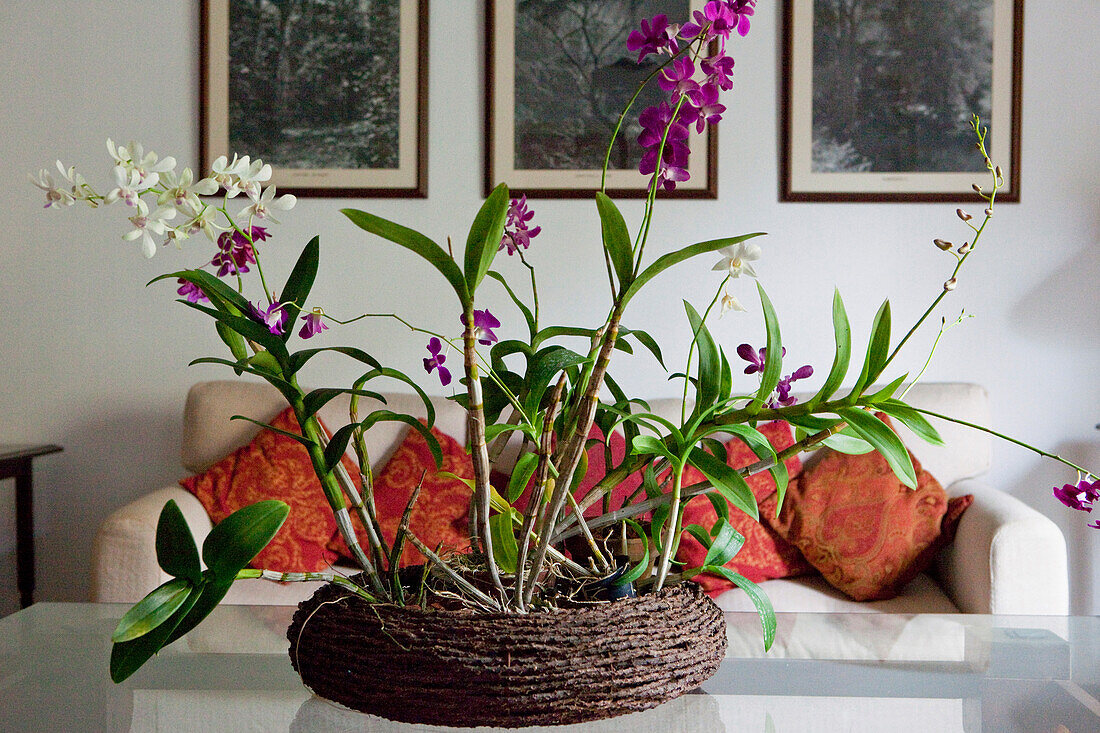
[287,582,726,728]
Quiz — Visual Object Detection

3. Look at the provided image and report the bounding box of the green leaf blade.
[595,192,635,291]
[112,577,193,643]
[809,289,851,405]
[836,408,917,488]
[155,501,201,583]
[464,183,510,295]
[201,500,290,581]
[623,233,766,305]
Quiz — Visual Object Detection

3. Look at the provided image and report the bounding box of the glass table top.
[1,603,1097,732]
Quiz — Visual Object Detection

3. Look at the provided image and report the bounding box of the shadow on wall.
[1011,242,1100,343]
[31,406,182,604]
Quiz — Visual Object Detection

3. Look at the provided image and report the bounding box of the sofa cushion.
[761,417,963,601]
[330,423,472,567]
[677,422,813,590]
[179,407,350,572]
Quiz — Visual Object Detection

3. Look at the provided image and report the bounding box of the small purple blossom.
[701,53,736,90]
[176,279,209,304]
[685,82,726,133]
[770,365,814,408]
[423,337,452,386]
[658,56,700,102]
[736,344,785,375]
[249,299,288,336]
[298,309,328,339]
[499,195,541,255]
[211,226,268,277]
[726,0,756,37]
[461,308,501,346]
[681,2,736,44]
[626,14,679,63]
[637,102,693,191]
[1053,478,1100,513]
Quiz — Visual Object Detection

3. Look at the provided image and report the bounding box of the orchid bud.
[995,166,1003,179]
[956,209,972,222]
[944,278,958,291]
[933,238,953,251]
[958,242,971,255]
[984,208,993,217]
[972,184,983,194]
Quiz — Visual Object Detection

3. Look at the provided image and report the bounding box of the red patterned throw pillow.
[180,407,352,572]
[677,421,814,592]
[329,423,473,567]
[760,418,969,601]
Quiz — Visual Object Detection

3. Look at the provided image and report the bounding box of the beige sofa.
[91,381,1069,615]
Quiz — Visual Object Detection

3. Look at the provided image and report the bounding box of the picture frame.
[200,0,428,198]
[781,0,1023,203]
[486,0,717,199]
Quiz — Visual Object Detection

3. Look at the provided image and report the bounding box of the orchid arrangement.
[35,0,1097,685]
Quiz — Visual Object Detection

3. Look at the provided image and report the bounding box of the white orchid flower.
[211,154,251,197]
[157,168,218,215]
[720,291,746,317]
[106,139,174,187]
[240,185,296,224]
[104,166,153,207]
[30,169,74,208]
[711,241,762,278]
[184,206,223,241]
[122,199,177,258]
[237,158,273,201]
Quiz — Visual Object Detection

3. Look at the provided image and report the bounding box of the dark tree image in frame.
[228,0,400,170]
[514,0,690,171]
[811,0,993,174]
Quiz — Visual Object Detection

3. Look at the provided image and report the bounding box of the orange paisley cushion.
[677,421,814,593]
[180,407,352,573]
[760,418,964,601]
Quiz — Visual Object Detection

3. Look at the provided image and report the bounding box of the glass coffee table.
[1,603,1097,731]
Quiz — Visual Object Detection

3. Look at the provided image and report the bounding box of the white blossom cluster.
[31,141,295,258]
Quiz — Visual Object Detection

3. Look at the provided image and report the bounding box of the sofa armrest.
[934,479,1068,615]
[91,487,213,603]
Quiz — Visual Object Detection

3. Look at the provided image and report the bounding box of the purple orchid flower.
[1053,478,1100,512]
[298,310,328,339]
[626,14,679,63]
[770,365,814,408]
[499,195,541,255]
[461,308,501,346]
[211,225,268,277]
[701,53,736,91]
[658,56,700,103]
[726,0,756,37]
[736,344,786,375]
[249,300,288,336]
[681,2,736,44]
[686,82,726,133]
[176,278,209,304]
[423,337,452,386]
[637,102,693,190]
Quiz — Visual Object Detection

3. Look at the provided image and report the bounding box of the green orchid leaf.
[703,518,745,567]
[684,301,720,416]
[341,208,470,306]
[110,584,201,682]
[851,299,891,397]
[720,424,787,507]
[595,192,635,291]
[688,447,758,521]
[278,236,320,341]
[630,434,679,466]
[809,289,851,405]
[229,415,314,448]
[162,574,235,647]
[753,283,783,412]
[328,412,441,472]
[506,452,539,504]
[201,500,290,582]
[718,348,733,405]
[684,523,713,550]
[155,501,201,583]
[286,345,383,378]
[621,327,666,369]
[617,518,651,585]
[464,183,510,295]
[523,345,591,416]
[300,387,386,421]
[819,430,875,454]
[354,366,437,428]
[111,577,194,643]
[150,269,251,316]
[178,300,291,367]
[704,491,730,523]
[486,270,536,339]
[190,358,298,400]
[836,407,916,488]
[215,321,249,365]
[623,233,766,305]
[703,565,776,651]
[877,399,945,446]
[867,373,907,404]
[488,512,519,574]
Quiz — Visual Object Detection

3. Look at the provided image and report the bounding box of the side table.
[0,444,62,608]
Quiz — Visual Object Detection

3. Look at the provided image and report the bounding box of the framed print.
[781,0,1022,202]
[201,0,428,198]
[487,0,717,199]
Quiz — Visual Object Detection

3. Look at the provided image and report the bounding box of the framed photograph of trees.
[201,0,428,198]
[486,0,717,198]
[781,0,1022,202]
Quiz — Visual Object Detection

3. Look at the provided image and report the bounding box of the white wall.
[1,2,1097,614]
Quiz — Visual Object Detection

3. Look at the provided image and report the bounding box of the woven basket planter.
[286,581,727,728]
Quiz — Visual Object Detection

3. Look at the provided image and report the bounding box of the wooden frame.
[486,0,717,199]
[201,0,428,198]
[781,0,1022,203]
